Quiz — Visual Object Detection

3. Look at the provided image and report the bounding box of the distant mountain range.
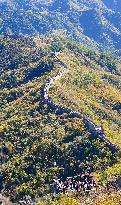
[0,0,121,51]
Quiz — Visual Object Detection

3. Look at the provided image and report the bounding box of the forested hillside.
[0,35,121,204]
[0,0,121,52]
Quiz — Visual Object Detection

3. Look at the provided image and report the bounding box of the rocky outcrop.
[0,195,13,205]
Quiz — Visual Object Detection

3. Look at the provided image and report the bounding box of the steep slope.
[0,0,121,51]
[0,35,121,203]
[50,50,121,147]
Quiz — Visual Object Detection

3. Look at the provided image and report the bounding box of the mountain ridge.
[0,36,121,204]
[0,0,121,52]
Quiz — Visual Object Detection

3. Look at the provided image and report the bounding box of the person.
[75,181,80,192]
[58,179,64,193]
[19,200,26,205]
[53,162,56,166]
[68,178,74,192]
[62,185,67,194]
[53,178,59,194]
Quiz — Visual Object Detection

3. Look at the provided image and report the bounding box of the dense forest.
[0,0,121,52]
[0,34,121,204]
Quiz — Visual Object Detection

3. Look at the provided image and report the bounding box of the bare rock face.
[0,195,13,205]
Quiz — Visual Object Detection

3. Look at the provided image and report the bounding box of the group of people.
[52,173,96,195]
